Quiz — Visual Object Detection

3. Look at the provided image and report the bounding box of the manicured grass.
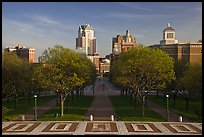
[37,95,94,121]
[2,95,56,121]
[110,95,165,122]
[147,95,202,122]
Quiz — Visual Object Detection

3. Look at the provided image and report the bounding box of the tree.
[170,60,188,105]
[177,62,202,110]
[183,62,202,96]
[33,45,96,116]
[2,51,30,108]
[110,47,175,116]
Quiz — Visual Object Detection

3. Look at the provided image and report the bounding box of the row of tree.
[110,46,202,116]
[2,45,97,116]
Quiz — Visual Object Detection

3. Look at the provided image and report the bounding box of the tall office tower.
[76,24,96,55]
[76,24,99,72]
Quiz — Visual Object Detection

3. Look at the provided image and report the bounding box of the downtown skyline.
[2,2,202,61]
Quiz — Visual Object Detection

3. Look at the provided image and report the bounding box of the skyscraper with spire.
[76,24,96,55]
[76,24,99,72]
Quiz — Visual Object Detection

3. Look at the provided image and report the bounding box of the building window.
[167,33,173,38]
[182,49,186,55]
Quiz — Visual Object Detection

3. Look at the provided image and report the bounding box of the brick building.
[112,30,136,55]
[148,23,202,64]
[4,44,36,63]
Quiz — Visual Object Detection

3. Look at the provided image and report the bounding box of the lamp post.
[145,90,147,106]
[166,94,169,122]
[34,95,37,121]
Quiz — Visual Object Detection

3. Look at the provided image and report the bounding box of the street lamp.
[145,90,148,106]
[166,94,169,122]
[34,95,37,121]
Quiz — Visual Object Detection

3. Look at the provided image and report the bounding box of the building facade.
[99,58,110,74]
[76,24,99,72]
[112,30,136,55]
[110,30,137,64]
[149,23,202,64]
[4,44,36,63]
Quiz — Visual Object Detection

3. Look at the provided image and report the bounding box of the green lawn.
[147,95,202,122]
[37,95,94,121]
[2,95,56,121]
[110,95,165,122]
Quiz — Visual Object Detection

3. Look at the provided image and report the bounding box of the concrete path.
[12,97,57,121]
[84,95,117,121]
[84,78,119,121]
[146,100,190,122]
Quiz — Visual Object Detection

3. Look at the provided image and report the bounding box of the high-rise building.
[76,24,96,55]
[76,24,99,72]
[148,23,202,64]
[4,44,36,63]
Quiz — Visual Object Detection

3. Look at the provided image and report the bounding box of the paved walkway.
[12,97,57,121]
[146,100,190,122]
[84,77,191,122]
[84,78,119,121]
[84,95,117,121]
[2,121,202,135]
[4,77,202,135]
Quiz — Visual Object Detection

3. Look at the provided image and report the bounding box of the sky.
[2,2,202,61]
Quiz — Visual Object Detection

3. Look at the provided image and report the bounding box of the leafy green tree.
[33,45,96,116]
[177,62,202,110]
[2,51,30,108]
[169,60,188,105]
[110,47,175,116]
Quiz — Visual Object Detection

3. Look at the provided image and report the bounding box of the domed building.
[149,22,202,64]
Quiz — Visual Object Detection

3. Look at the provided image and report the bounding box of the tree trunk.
[76,90,79,101]
[173,92,176,106]
[142,96,145,117]
[14,94,17,108]
[125,90,127,100]
[129,90,132,103]
[145,95,147,106]
[56,92,59,105]
[28,90,31,104]
[134,94,137,111]
[60,93,64,116]
[71,91,74,104]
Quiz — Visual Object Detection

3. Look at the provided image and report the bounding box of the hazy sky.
[2,2,202,60]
